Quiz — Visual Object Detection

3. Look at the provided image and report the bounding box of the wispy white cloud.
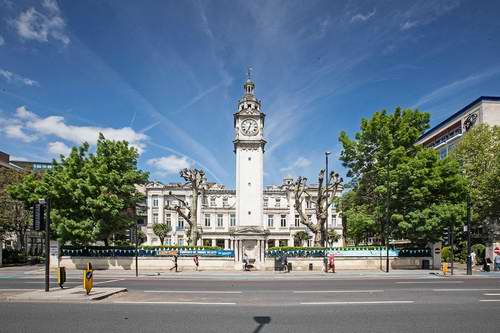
[0,106,148,153]
[47,141,71,156]
[351,10,376,23]
[280,157,312,175]
[0,69,39,87]
[13,0,70,46]
[147,155,192,176]
[413,66,500,108]
[401,21,418,30]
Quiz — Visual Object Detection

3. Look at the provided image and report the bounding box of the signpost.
[434,247,441,255]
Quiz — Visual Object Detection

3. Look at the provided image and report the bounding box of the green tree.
[8,134,149,245]
[0,168,31,250]
[293,230,311,246]
[152,223,171,245]
[326,229,340,246]
[451,124,500,241]
[339,108,467,245]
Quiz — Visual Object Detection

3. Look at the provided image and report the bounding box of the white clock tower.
[234,73,266,228]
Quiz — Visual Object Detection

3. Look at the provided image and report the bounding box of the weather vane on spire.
[247,66,253,80]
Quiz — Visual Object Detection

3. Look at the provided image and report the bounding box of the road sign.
[434,248,441,255]
[494,247,500,255]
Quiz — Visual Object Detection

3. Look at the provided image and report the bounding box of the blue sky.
[1,0,500,187]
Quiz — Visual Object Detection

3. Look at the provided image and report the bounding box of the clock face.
[240,119,259,136]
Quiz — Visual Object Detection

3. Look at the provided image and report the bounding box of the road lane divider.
[483,293,500,296]
[396,281,463,284]
[143,290,242,294]
[293,290,383,293]
[300,301,414,305]
[114,301,236,305]
[479,299,500,302]
[433,288,500,292]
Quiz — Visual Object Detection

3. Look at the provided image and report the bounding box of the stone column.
[224,239,229,249]
[211,239,216,247]
[275,239,279,247]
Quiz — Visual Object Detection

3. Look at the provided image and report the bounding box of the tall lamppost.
[324,151,331,248]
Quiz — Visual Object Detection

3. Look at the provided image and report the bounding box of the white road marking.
[143,290,242,294]
[293,290,383,293]
[479,299,500,302]
[114,301,236,305]
[433,288,500,292]
[300,301,415,305]
[483,293,500,296]
[93,279,123,286]
[0,288,36,291]
[396,281,463,284]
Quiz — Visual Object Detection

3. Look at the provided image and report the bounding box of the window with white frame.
[210,197,216,207]
[165,213,171,227]
[217,214,223,227]
[267,215,274,227]
[263,198,268,208]
[204,214,211,227]
[306,199,310,208]
[230,214,236,226]
[153,213,158,224]
[152,196,159,207]
[332,214,337,227]
[275,198,281,208]
[178,237,184,246]
[280,215,287,227]
[295,215,300,227]
[223,197,228,207]
[178,216,184,230]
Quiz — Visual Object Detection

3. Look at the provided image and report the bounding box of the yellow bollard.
[441,262,448,275]
[83,262,93,295]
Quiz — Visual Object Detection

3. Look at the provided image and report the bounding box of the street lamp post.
[466,192,472,275]
[324,151,331,248]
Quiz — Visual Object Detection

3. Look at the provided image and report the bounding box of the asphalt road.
[2,267,500,332]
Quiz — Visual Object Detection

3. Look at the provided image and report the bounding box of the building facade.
[416,96,500,158]
[144,77,343,267]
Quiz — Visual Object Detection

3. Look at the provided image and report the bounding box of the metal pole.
[325,152,329,248]
[450,224,454,275]
[386,165,390,273]
[466,192,472,275]
[45,199,50,292]
[135,221,139,277]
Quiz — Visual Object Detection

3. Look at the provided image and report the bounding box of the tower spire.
[243,67,255,96]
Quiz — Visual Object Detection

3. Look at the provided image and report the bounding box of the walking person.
[169,253,178,272]
[494,254,500,271]
[470,251,476,271]
[243,253,249,271]
[327,252,335,273]
[282,253,288,273]
[193,255,199,271]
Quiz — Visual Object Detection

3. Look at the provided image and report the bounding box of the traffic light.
[33,203,45,231]
[442,227,449,245]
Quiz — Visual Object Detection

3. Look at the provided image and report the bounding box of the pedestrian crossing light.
[442,227,450,246]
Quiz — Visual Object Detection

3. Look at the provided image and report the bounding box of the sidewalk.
[6,287,127,302]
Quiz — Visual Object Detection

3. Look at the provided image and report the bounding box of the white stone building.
[144,76,343,267]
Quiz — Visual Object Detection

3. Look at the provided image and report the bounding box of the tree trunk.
[189,189,199,246]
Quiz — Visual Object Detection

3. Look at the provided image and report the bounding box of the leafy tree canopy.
[8,134,149,245]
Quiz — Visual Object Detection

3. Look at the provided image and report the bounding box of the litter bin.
[287,262,292,272]
[421,259,430,270]
[308,263,313,271]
